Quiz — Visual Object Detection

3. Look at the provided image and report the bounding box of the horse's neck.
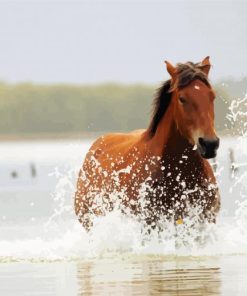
[149,118,205,190]
[148,101,202,167]
[164,122,194,159]
[149,102,188,156]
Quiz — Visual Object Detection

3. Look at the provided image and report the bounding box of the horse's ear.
[165,60,176,78]
[199,56,211,76]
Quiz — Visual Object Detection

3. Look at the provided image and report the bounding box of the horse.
[75,57,220,231]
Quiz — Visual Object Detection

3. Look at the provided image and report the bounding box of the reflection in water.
[1,256,247,295]
[76,259,221,296]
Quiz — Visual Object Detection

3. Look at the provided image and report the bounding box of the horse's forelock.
[176,62,210,89]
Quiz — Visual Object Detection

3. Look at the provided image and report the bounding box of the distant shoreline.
[0,132,103,142]
[0,130,235,142]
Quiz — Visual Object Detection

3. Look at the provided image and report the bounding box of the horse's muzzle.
[198,137,220,159]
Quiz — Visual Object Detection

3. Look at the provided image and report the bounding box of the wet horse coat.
[75,57,220,230]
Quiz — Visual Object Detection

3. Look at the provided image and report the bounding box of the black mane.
[148,62,210,137]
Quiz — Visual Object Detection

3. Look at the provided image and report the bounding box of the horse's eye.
[179,96,186,104]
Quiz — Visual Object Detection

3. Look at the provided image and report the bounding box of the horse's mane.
[147,62,210,137]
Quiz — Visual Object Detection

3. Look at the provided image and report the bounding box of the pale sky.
[0,0,246,84]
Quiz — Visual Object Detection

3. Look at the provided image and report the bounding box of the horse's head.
[164,57,219,159]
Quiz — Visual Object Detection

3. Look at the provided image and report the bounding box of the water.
[0,256,246,295]
[0,135,246,295]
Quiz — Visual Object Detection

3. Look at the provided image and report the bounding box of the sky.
[0,0,246,84]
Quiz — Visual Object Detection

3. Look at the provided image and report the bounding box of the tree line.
[0,79,245,137]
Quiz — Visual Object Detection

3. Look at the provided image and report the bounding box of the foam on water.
[1,208,247,262]
[0,96,246,262]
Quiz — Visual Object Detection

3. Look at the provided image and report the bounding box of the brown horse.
[75,57,220,231]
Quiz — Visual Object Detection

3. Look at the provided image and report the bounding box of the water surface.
[0,137,246,295]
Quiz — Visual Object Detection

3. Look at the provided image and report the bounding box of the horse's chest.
[145,159,216,214]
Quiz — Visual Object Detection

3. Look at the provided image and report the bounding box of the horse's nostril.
[198,137,205,146]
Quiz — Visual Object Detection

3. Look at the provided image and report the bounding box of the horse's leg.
[74,190,93,231]
[74,165,96,231]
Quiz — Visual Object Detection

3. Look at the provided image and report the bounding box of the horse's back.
[87,129,146,162]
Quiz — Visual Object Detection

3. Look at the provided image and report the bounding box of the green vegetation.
[0,79,245,138]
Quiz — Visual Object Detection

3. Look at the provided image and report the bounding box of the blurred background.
[0,0,246,139]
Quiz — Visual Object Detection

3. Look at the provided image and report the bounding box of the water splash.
[0,96,247,262]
